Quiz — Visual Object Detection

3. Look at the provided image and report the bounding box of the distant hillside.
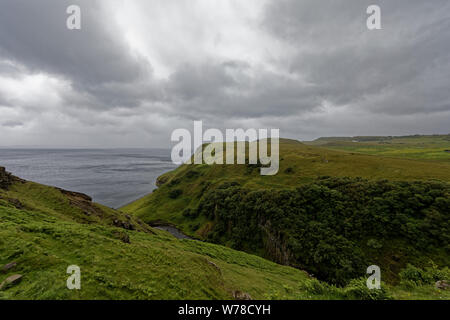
[304,134,450,161]
[308,134,450,143]
[123,139,450,225]
[122,139,450,289]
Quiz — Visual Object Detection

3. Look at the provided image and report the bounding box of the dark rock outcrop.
[435,280,449,290]
[0,274,22,290]
[1,262,17,274]
[206,260,222,274]
[0,167,13,189]
[57,187,103,218]
[259,221,292,266]
[113,219,135,230]
[7,198,24,209]
[113,231,131,244]
[0,167,25,189]
[232,290,252,300]
[58,188,92,202]
[155,175,169,187]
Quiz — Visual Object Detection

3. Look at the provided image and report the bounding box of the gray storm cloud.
[0,0,448,147]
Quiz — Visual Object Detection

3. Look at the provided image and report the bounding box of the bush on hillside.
[168,189,183,199]
[399,264,450,286]
[195,177,450,285]
[342,278,392,300]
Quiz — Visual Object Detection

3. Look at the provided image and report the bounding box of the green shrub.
[182,208,192,217]
[185,170,201,179]
[189,223,200,231]
[182,208,199,219]
[284,167,294,174]
[399,264,450,286]
[195,177,450,285]
[343,278,391,300]
[367,239,383,249]
[303,278,329,295]
[168,189,183,199]
[168,178,181,186]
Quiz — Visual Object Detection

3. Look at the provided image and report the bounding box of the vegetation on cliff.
[0,167,336,299]
[1,135,449,299]
[122,138,450,296]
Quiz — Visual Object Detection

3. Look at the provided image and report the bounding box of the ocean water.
[0,148,177,208]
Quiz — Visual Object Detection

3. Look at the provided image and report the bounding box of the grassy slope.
[1,180,152,233]
[0,174,338,300]
[122,138,450,230]
[2,133,449,301]
[120,138,450,299]
[2,203,446,301]
[304,134,450,161]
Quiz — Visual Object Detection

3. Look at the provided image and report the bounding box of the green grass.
[120,138,450,299]
[0,204,322,299]
[2,136,449,300]
[122,138,450,233]
[390,285,450,300]
[2,200,446,300]
[304,134,450,161]
[0,175,338,300]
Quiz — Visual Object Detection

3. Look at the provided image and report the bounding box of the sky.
[0,0,449,148]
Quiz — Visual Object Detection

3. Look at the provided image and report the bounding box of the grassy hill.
[1,166,330,299]
[122,139,450,291]
[1,166,404,300]
[1,135,449,300]
[304,134,450,161]
[122,139,450,228]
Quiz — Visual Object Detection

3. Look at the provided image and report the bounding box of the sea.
[0,148,177,208]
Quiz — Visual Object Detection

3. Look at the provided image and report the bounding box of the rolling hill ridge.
[122,138,450,287]
[1,135,449,300]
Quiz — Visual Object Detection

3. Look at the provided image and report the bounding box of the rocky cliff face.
[0,167,14,189]
[259,220,293,266]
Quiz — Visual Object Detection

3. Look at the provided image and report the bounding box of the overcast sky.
[0,0,449,147]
